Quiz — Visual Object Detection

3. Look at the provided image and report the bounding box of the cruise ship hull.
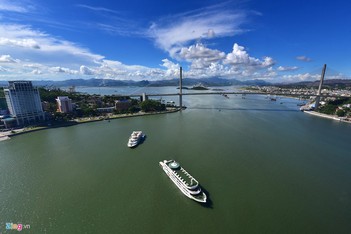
[127,131,145,148]
[159,160,207,203]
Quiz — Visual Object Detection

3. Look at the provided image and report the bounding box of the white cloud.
[0,37,40,49]
[148,4,247,57]
[0,0,29,13]
[225,43,256,65]
[296,55,311,62]
[76,4,120,14]
[261,57,275,67]
[179,43,226,69]
[160,59,180,77]
[50,66,79,75]
[80,65,95,75]
[31,69,42,75]
[282,73,319,82]
[0,54,19,63]
[277,66,299,71]
[225,43,274,68]
[0,24,104,69]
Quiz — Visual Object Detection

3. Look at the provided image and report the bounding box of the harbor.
[1,92,351,233]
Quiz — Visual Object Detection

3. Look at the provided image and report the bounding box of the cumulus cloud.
[161,59,180,77]
[225,43,274,68]
[80,65,95,75]
[148,4,248,57]
[50,66,78,75]
[277,66,299,71]
[0,54,18,63]
[296,55,311,62]
[261,57,275,67]
[179,43,226,69]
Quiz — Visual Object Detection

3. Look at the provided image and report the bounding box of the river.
[1,86,350,233]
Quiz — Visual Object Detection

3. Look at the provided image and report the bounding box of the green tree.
[140,100,165,112]
[128,106,140,113]
[336,109,346,117]
[39,87,71,102]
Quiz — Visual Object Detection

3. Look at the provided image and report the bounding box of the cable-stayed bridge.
[125,64,350,106]
[128,91,345,98]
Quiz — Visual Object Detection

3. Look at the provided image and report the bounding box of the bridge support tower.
[179,67,183,110]
[315,64,327,110]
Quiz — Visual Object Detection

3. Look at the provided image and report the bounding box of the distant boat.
[127,131,145,148]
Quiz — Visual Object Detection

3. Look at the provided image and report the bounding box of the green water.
[1,92,351,233]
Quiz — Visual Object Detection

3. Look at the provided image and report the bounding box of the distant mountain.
[277,79,351,88]
[149,78,270,87]
[0,78,351,88]
[0,77,271,88]
[4,77,350,88]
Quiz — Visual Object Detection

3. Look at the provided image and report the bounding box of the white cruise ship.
[159,160,207,203]
[127,131,145,148]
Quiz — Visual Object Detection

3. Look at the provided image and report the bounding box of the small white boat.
[127,131,145,148]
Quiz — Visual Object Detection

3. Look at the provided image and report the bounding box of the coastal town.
[1,79,351,141]
[246,85,351,121]
[0,81,178,140]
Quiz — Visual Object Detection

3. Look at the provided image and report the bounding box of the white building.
[4,81,45,125]
[56,96,73,113]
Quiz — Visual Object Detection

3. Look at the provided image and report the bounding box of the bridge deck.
[128,91,341,98]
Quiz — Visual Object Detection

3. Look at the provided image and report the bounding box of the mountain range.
[0,78,270,87]
[1,77,351,88]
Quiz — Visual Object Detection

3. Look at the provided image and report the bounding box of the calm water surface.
[1,87,351,233]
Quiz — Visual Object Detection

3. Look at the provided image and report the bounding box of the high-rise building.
[4,81,45,125]
[56,96,73,113]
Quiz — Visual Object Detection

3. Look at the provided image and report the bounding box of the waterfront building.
[4,81,45,125]
[56,96,73,113]
[115,99,132,111]
[1,117,17,129]
[97,107,114,113]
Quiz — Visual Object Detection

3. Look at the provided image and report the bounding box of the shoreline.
[0,108,181,141]
[303,111,351,124]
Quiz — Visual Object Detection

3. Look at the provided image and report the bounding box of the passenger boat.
[127,131,145,148]
[159,160,207,203]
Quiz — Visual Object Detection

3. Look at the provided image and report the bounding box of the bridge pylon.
[315,64,327,110]
[179,67,183,110]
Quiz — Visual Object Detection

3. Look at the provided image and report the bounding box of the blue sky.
[0,0,350,82]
